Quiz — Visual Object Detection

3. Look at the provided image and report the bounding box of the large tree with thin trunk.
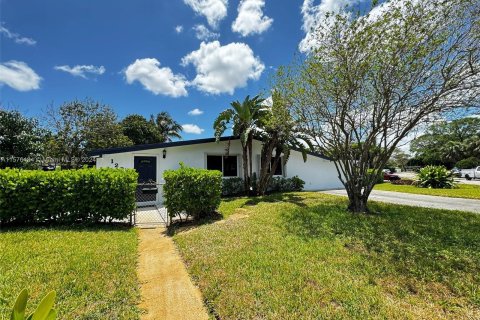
[214,95,267,194]
[276,0,480,213]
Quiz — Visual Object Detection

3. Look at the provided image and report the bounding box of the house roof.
[88,135,332,160]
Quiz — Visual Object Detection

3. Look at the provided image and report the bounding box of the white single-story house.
[89,136,343,203]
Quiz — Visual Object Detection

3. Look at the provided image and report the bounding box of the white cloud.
[183,0,228,28]
[0,60,41,91]
[175,25,184,33]
[232,0,273,37]
[182,124,205,134]
[54,65,106,79]
[299,0,364,52]
[125,58,188,97]
[188,108,204,116]
[181,41,264,95]
[0,25,36,45]
[193,24,219,41]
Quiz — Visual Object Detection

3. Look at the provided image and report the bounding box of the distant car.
[451,168,462,178]
[384,172,401,181]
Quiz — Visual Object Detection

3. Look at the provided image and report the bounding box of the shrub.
[222,177,244,196]
[391,179,415,185]
[455,157,480,169]
[367,169,384,184]
[163,163,222,220]
[0,168,137,225]
[416,165,455,189]
[268,176,305,192]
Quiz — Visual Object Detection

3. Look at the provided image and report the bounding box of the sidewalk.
[322,189,480,213]
[137,228,209,320]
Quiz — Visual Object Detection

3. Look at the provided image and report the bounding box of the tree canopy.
[0,109,46,168]
[276,0,480,212]
[410,117,480,167]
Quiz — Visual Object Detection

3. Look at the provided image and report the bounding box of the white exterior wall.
[285,150,343,190]
[95,139,343,201]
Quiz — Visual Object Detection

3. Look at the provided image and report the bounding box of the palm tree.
[213,95,266,194]
[151,112,182,142]
[256,91,312,195]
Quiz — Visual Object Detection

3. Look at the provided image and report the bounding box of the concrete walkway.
[137,228,209,320]
[322,189,480,213]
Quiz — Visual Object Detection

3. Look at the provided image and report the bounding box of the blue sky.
[0,0,367,139]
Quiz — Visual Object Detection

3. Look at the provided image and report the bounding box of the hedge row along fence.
[163,164,222,222]
[0,168,138,225]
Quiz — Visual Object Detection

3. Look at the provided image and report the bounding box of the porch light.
[163,149,167,159]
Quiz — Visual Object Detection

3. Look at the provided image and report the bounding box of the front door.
[134,156,157,202]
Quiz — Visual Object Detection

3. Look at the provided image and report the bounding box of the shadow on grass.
[242,192,308,208]
[167,212,224,236]
[168,192,308,236]
[0,222,134,234]
[281,198,480,282]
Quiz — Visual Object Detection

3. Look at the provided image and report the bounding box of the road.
[322,189,480,213]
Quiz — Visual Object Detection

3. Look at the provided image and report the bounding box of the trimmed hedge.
[268,176,305,192]
[0,168,137,225]
[222,177,244,196]
[220,176,305,196]
[163,164,222,220]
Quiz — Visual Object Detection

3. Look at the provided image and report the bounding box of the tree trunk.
[345,182,370,214]
[258,136,279,195]
[242,144,250,195]
[248,138,253,191]
[347,195,369,213]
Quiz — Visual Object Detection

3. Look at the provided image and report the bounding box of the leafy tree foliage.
[388,148,410,171]
[276,0,480,212]
[0,109,46,168]
[121,112,182,145]
[256,91,312,195]
[411,117,480,167]
[47,99,132,167]
[120,114,160,145]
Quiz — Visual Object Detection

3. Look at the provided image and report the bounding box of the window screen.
[207,155,222,171]
[223,156,238,177]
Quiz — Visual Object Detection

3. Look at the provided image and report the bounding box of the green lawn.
[375,183,480,200]
[174,192,480,319]
[0,226,140,319]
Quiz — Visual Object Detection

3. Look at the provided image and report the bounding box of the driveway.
[322,189,480,213]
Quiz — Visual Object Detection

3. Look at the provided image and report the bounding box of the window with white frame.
[206,155,238,177]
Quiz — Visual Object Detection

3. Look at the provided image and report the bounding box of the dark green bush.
[222,177,244,196]
[268,176,305,192]
[455,157,480,169]
[417,165,455,189]
[163,164,222,220]
[367,169,384,184]
[0,168,137,225]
